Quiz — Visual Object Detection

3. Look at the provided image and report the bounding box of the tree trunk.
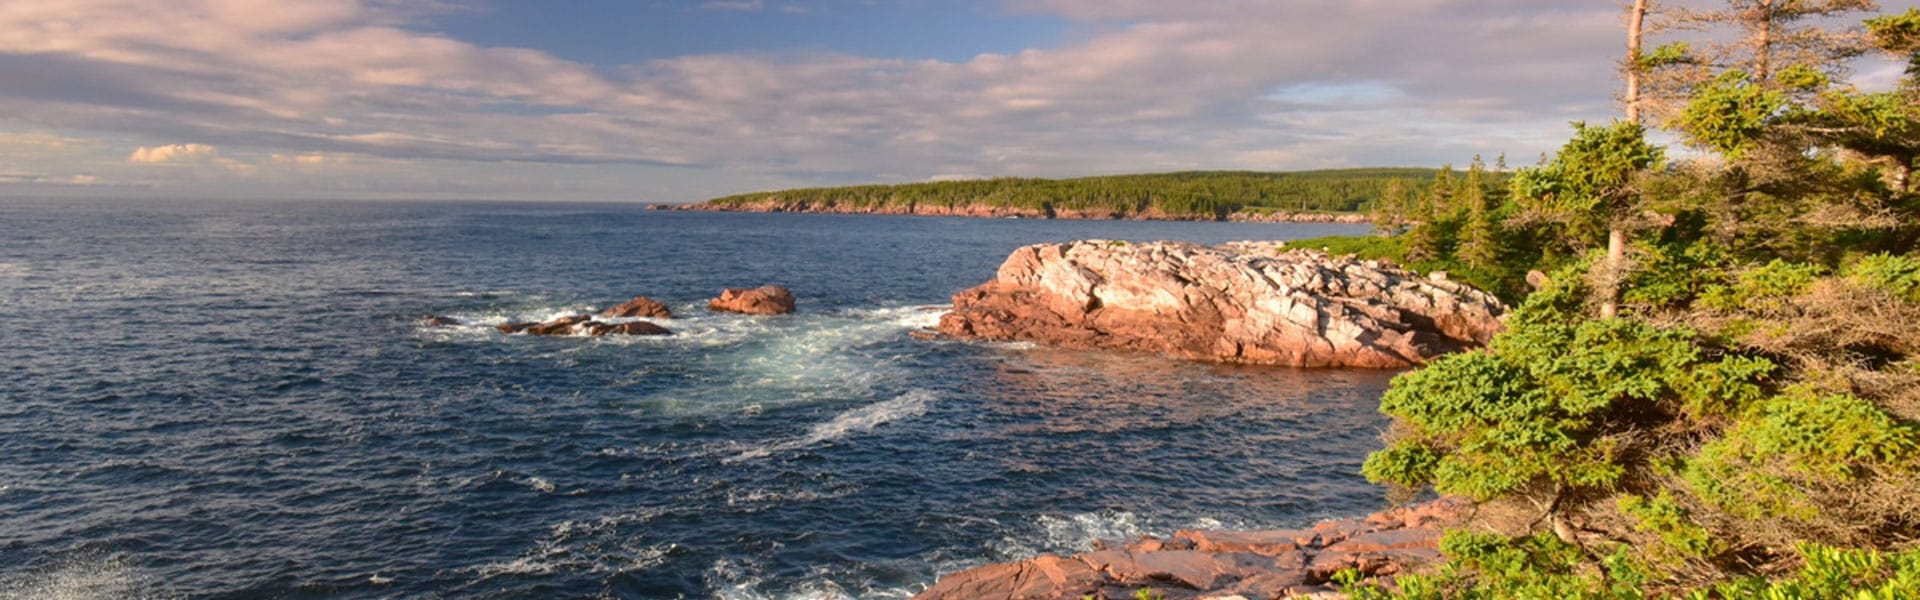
[1626,0,1648,124]
[1601,228,1627,319]
[1755,0,1774,82]
[1604,0,1650,320]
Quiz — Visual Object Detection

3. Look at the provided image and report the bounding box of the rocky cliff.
[936,241,1504,368]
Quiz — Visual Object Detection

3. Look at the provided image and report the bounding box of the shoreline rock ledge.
[913,497,1470,600]
[936,241,1505,368]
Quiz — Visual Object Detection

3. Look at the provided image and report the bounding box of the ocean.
[0,199,1396,599]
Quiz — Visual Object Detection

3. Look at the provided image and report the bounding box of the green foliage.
[1681,385,1918,524]
[1773,64,1830,92]
[1283,234,1404,260]
[1456,159,1501,271]
[1618,492,1716,568]
[1846,252,1920,301]
[1637,42,1694,70]
[1363,286,1771,502]
[1623,237,1732,308]
[1512,121,1664,250]
[1346,534,1920,600]
[1867,8,1920,77]
[1699,260,1823,312]
[1676,71,1789,159]
[1342,532,1648,600]
[696,169,1443,218]
[1698,544,1920,600]
[1727,386,1917,479]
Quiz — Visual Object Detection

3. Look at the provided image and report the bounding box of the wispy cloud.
[700,0,764,11]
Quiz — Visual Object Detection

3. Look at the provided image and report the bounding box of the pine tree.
[1456,158,1501,272]
[1403,166,1456,263]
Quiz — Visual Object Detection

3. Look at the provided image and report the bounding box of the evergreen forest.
[1308,2,1920,597]
[692,169,1439,217]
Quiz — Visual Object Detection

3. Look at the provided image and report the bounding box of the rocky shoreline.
[915,497,1470,600]
[935,241,1505,368]
[653,200,1370,224]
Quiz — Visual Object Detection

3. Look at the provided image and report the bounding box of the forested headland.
[667,169,1447,220]
[1303,3,1920,597]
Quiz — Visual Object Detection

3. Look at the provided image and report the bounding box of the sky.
[1,0,1916,203]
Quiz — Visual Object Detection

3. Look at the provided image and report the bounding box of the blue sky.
[435,1,1072,64]
[1,0,1914,203]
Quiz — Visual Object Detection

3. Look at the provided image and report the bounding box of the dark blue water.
[0,199,1395,599]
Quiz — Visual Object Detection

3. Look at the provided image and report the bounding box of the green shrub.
[1619,492,1716,569]
[1846,253,1920,301]
[1342,532,1648,600]
[1699,260,1824,312]
[1697,544,1920,599]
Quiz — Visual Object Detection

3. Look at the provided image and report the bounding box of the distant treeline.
[693,169,1451,217]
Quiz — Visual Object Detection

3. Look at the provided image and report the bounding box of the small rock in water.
[585,321,672,336]
[422,315,461,326]
[707,285,796,315]
[601,295,674,319]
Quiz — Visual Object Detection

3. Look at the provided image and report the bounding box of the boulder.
[707,285,796,315]
[936,241,1506,368]
[601,296,674,319]
[422,315,462,327]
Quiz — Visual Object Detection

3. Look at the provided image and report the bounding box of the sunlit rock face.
[937,241,1505,368]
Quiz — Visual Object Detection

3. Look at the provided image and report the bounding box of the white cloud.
[127,143,255,173]
[129,143,220,163]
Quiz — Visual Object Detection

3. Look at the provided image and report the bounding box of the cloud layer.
[2,0,1898,201]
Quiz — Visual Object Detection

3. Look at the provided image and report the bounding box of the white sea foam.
[524,476,556,493]
[469,510,673,579]
[727,389,934,463]
[0,554,168,600]
[708,560,914,600]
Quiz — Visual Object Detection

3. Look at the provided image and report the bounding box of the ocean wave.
[727,389,935,463]
[469,510,674,579]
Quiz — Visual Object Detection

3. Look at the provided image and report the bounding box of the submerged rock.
[496,314,672,336]
[584,321,672,336]
[707,285,796,315]
[913,497,1470,600]
[936,241,1505,368]
[601,295,674,319]
[422,315,462,327]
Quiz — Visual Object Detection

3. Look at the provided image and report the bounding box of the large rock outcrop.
[707,285,797,315]
[601,295,674,319]
[936,241,1504,368]
[914,497,1470,600]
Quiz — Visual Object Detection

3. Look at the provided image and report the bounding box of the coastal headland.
[656,169,1438,223]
